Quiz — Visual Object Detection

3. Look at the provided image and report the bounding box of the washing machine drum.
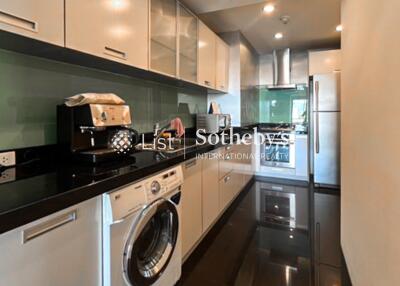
[123,198,179,286]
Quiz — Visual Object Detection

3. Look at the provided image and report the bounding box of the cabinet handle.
[22,210,77,243]
[224,175,231,183]
[271,185,283,191]
[104,46,127,60]
[315,222,321,286]
[0,10,38,33]
[185,159,196,169]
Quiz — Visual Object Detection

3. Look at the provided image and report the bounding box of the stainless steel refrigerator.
[312,72,341,187]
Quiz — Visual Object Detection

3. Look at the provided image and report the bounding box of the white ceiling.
[181,0,341,54]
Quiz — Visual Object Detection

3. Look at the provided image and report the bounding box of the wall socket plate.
[0,151,16,167]
[0,168,16,184]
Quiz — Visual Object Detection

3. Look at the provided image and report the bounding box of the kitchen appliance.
[258,182,296,228]
[267,48,296,90]
[57,104,139,163]
[102,166,183,286]
[259,124,296,169]
[312,72,341,187]
[196,113,231,134]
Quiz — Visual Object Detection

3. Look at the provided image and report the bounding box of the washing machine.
[102,166,183,286]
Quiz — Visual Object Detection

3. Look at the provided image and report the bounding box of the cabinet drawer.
[219,171,242,211]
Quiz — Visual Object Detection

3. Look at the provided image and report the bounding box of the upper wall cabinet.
[216,37,229,92]
[66,0,149,70]
[0,0,64,46]
[178,4,198,83]
[198,21,216,89]
[309,49,342,75]
[150,0,177,77]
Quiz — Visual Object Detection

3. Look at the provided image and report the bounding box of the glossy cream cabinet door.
[201,153,220,232]
[181,159,203,258]
[0,197,102,286]
[150,0,177,77]
[66,0,149,69]
[216,37,229,92]
[309,49,342,75]
[198,21,216,88]
[0,0,64,46]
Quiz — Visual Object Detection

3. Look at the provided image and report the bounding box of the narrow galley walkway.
[177,178,352,286]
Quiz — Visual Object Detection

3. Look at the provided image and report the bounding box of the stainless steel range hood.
[267,48,297,90]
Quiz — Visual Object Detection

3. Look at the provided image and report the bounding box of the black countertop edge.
[0,143,219,235]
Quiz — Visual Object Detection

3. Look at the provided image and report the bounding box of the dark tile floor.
[178,179,352,286]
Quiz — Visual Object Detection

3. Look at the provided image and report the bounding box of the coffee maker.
[57,104,139,163]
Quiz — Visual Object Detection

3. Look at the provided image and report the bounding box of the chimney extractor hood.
[267,48,296,90]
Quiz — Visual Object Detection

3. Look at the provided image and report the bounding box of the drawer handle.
[185,159,196,169]
[271,185,283,191]
[22,210,77,243]
[0,11,38,33]
[204,80,211,86]
[224,175,231,183]
[104,46,127,60]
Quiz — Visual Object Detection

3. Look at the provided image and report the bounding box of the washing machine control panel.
[145,166,183,201]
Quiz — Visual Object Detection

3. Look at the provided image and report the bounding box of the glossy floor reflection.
[178,179,351,286]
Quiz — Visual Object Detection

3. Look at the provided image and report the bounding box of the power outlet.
[0,168,16,184]
[0,151,16,167]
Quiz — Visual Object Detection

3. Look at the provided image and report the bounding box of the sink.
[136,138,200,154]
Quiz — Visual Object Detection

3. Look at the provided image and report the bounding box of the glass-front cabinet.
[178,4,198,83]
[150,0,177,76]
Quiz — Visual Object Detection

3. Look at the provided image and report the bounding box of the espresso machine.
[57,104,139,163]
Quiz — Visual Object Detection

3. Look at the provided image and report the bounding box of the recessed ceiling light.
[336,24,343,32]
[263,4,275,14]
[274,32,283,39]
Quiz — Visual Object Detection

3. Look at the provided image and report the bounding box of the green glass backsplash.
[0,49,207,150]
[259,86,308,124]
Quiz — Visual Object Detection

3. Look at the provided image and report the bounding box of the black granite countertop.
[0,142,221,235]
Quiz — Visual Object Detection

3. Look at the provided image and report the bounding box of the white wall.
[341,0,400,285]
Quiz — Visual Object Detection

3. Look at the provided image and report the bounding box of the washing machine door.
[123,198,179,286]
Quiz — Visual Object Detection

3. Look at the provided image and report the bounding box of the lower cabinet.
[182,145,255,260]
[219,171,242,212]
[201,151,220,232]
[0,197,102,286]
[181,159,203,258]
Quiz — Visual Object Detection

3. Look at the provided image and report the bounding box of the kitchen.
[0,1,398,286]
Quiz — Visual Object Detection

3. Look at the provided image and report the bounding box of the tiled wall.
[0,49,207,150]
[259,86,308,124]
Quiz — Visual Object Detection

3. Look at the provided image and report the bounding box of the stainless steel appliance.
[57,104,139,163]
[312,72,341,187]
[259,183,296,228]
[259,124,296,169]
[267,48,296,90]
[196,114,231,134]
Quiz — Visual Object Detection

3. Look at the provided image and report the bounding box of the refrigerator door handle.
[315,80,320,111]
[315,80,320,153]
[316,112,320,154]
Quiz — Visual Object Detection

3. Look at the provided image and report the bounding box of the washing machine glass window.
[123,198,179,286]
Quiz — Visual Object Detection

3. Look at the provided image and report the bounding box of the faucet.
[153,121,172,147]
